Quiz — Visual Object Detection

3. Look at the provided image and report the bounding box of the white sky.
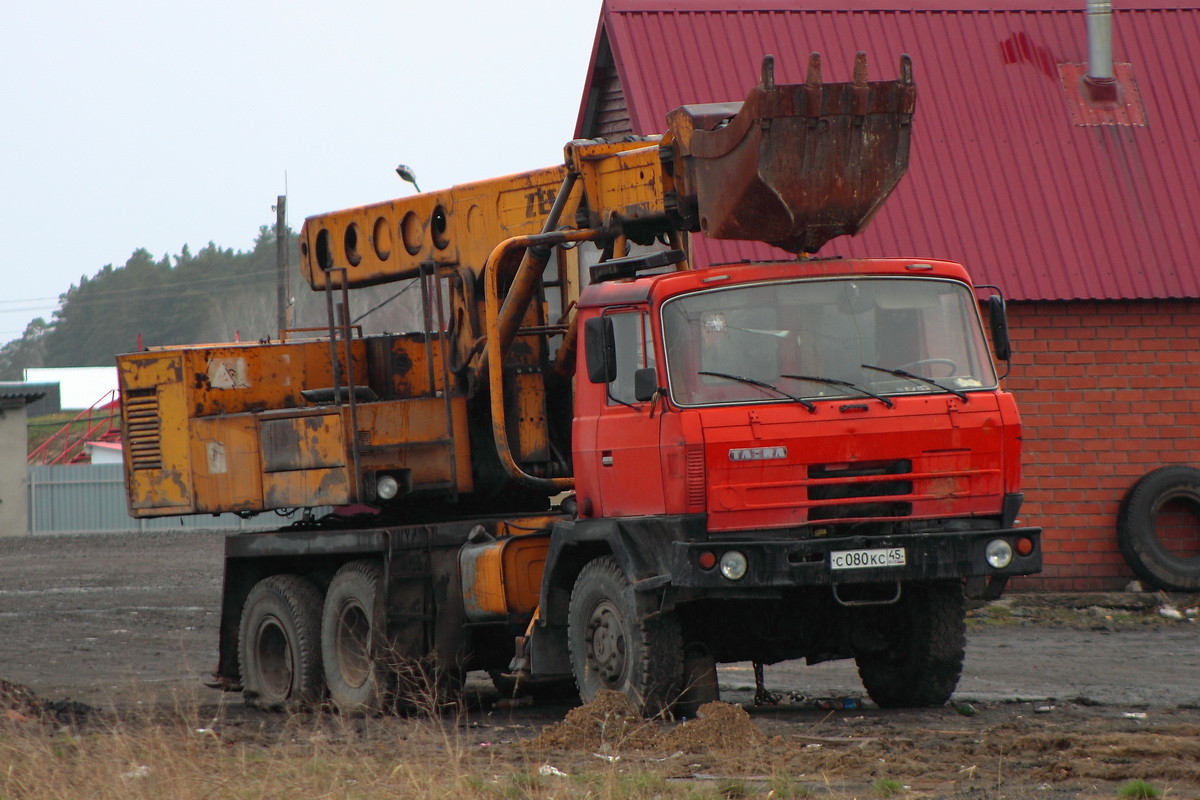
[0,0,602,341]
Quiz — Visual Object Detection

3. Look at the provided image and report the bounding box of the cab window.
[607,311,654,405]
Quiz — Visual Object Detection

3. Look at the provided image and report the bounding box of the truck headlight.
[376,474,400,501]
[985,539,1013,569]
[719,551,748,581]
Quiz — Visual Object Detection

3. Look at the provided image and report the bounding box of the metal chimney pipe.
[1083,0,1119,106]
[1086,0,1114,81]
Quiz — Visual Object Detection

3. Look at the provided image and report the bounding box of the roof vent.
[1084,0,1119,107]
[1055,1,1146,126]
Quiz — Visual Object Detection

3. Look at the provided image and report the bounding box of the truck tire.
[322,560,390,714]
[567,556,683,717]
[1117,466,1200,592]
[239,574,325,711]
[854,581,966,708]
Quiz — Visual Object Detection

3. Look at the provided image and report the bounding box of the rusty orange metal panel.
[118,352,194,514]
[260,413,346,472]
[569,141,667,229]
[354,397,473,492]
[353,397,453,443]
[183,341,369,418]
[500,534,549,617]
[460,532,550,622]
[512,371,549,463]
[365,334,449,400]
[299,165,574,290]
[188,415,264,513]
[461,541,507,621]
[262,467,350,508]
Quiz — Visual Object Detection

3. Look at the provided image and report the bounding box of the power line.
[0,306,58,315]
[0,296,60,307]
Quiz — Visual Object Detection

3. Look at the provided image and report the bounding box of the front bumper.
[666,526,1042,590]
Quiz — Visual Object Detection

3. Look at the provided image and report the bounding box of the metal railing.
[27,390,121,465]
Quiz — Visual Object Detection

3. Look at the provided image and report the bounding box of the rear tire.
[1117,466,1200,592]
[239,574,325,711]
[854,581,966,708]
[568,556,683,717]
[322,560,389,714]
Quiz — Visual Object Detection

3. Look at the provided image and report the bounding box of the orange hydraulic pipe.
[482,229,600,492]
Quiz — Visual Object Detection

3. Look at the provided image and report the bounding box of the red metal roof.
[578,0,1200,301]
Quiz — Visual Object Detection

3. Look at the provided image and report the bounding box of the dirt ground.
[2,530,1199,799]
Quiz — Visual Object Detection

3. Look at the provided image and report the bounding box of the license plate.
[830,547,906,570]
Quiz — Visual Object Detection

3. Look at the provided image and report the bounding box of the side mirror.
[988,295,1011,362]
[584,316,617,383]
[634,367,658,402]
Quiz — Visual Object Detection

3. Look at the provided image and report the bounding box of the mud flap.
[965,575,1008,601]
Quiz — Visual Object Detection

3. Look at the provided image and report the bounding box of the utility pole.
[275,195,288,335]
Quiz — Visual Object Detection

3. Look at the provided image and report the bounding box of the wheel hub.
[255,615,293,700]
[335,599,371,689]
[586,600,628,686]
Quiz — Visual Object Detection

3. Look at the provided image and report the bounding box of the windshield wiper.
[780,374,894,408]
[860,363,968,402]
[698,371,816,412]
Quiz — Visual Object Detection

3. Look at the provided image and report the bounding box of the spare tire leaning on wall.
[1116,465,1200,592]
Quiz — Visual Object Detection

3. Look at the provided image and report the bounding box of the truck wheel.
[322,560,390,714]
[239,574,325,711]
[567,556,683,717]
[854,581,965,708]
[1117,466,1200,592]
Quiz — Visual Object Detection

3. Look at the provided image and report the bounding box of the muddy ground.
[2,531,1199,798]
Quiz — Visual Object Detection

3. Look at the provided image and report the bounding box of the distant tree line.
[0,224,425,381]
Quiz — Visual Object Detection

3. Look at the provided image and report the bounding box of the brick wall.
[1002,300,1200,590]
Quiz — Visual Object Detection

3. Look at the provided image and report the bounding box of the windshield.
[661,277,997,407]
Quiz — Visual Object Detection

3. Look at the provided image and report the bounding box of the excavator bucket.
[667,52,916,254]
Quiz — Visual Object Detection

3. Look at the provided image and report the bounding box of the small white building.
[0,388,45,537]
[83,440,124,465]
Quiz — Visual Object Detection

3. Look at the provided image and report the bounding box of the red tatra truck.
[117,54,1041,715]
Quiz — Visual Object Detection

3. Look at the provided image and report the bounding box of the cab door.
[592,309,666,517]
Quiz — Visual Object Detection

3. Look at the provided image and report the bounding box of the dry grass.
[2,701,474,800]
[8,675,1200,800]
[0,702,778,800]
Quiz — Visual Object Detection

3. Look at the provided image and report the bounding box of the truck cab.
[540,255,1040,711]
[575,257,1023,531]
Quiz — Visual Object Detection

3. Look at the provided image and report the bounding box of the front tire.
[239,574,325,710]
[567,556,683,717]
[322,560,390,714]
[854,581,966,708]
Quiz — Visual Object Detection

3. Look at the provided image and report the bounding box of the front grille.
[809,501,912,521]
[125,388,162,471]
[807,459,913,521]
